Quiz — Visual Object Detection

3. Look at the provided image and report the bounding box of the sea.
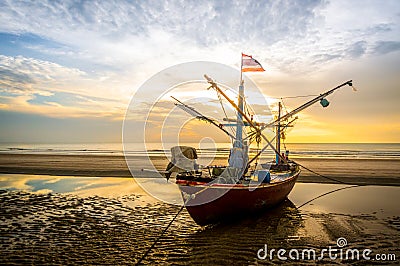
[0,142,399,159]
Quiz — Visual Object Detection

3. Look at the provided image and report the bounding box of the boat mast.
[235,55,245,149]
[204,75,288,166]
[276,102,281,164]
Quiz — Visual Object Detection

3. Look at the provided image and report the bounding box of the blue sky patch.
[28,91,83,107]
[26,91,118,107]
[0,32,62,58]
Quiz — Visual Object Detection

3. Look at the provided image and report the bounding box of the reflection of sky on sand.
[290,183,400,219]
[0,174,182,204]
[0,174,143,197]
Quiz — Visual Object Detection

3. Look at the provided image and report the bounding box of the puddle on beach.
[0,174,399,264]
[290,183,400,219]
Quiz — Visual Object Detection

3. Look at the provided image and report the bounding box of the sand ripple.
[1,190,398,265]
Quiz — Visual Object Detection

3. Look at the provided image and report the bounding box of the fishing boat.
[164,53,354,225]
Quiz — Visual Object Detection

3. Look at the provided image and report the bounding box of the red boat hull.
[177,172,299,225]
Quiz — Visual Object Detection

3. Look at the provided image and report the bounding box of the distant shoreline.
[1,153,400,160]
[0,142,399,160]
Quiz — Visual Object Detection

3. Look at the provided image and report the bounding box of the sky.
[0,0,399,144]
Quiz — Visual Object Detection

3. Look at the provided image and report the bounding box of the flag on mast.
[241,53,265,72]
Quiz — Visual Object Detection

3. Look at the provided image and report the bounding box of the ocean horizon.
[0,142,399,160]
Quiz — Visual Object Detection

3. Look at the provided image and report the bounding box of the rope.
[136,205,185,265]
[294,161,355,185]
[282,137,287,152]
[280,98,289,114]
[252,140,260,172]
[278,94,318,99]
[216,90,236,137]
[136,179,217,265]
[244,101,253,118]
[293,161,368,209]
[297,185,360,209]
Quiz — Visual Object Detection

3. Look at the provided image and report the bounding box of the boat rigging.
[163,53,355,225]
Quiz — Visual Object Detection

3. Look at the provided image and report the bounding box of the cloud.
[0,0,327,71]
[345,41,367,58]
[0,0,323,44]
[2,0,398,76]
[0,67,36,93]
[0,110,122,142]
[0,55,85,92]
[0,55,127,118]
[311,53,342,65]
[373,41,400,55]
[0,0,400,144]
[365,23,394,35]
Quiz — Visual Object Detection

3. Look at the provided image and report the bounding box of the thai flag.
[241,53,265,72]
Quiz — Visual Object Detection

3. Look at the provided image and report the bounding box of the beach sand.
[0,154,399,185]
[0,154,399,264]
[0,181,399,265]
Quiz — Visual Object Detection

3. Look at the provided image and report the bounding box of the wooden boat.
[176,169,299,225]
[165,53,353,225]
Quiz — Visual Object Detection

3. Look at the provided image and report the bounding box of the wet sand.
[0,154,399,185]
[0,182,399,265]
